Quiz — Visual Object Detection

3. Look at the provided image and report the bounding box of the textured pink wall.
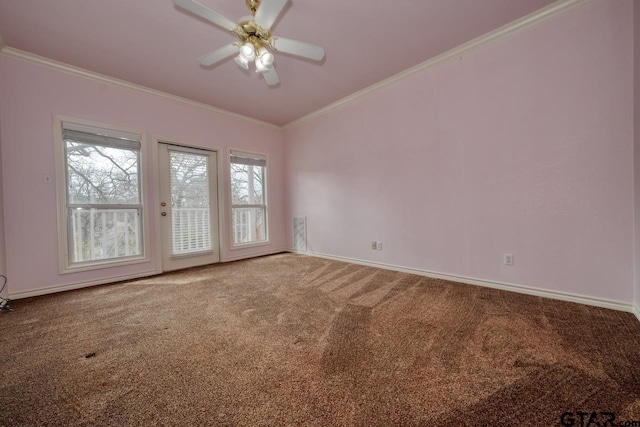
[0,111,6,298]
[0,56,286,295]
[635,1,640,310]
[285,0,635,303]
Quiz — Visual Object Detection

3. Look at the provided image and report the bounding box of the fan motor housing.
[233,20,274,50]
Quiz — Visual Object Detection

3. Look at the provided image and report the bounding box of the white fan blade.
[198,43,239,66]
[262,66,280,86]
[273,37,325,61]
[254,0,288,30]
[172,0,237,31]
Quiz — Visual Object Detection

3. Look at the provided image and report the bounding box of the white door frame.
[155,139,222,272]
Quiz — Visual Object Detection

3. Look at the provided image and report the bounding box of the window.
[230,150,267,246]
[167,146,212,255]
[58,121,145,269]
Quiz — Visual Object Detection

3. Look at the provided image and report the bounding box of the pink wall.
[0,1,636,306]
[635,0,640,310]
[0,101,6,298]
[0,56,286,295]
[285,0,635,303]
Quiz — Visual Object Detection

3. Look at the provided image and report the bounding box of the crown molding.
[284,0,588,129]
[0,45,281,130]
[0,0,587,131]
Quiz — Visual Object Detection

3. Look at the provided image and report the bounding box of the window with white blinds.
[167,146,212,255]
[230,150,268,246]
[60,121,145,268]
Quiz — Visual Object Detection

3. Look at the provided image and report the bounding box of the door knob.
[161,212,167,216]
[161,202,167,207]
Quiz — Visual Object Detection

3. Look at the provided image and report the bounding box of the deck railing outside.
[70,208,141,262]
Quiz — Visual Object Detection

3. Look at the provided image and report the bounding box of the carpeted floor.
[1,253,640,426]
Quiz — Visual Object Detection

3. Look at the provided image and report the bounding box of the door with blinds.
[158,143,219,271]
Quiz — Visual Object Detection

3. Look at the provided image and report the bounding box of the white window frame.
[54,116,150,273]
[229,149,269,249]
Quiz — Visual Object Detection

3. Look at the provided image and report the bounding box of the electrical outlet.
[371,241,377,250]
[504,253,514,266]
[376,241,382,250]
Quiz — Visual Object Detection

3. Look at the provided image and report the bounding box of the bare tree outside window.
[230,153,267,245]
[64,130,143,264]
[168,151,212,254]
[67,142,139,204]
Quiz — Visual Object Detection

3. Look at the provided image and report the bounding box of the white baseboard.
[8,269,160,300]
[222,248,288,263]
[289,250,637,315]
[8,249,288,300]
[9,249,640,324]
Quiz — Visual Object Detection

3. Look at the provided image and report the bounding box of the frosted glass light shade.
[258,48,274,67]
[255,57,268,73]
[234,54,249,70]
[240,43,256,61]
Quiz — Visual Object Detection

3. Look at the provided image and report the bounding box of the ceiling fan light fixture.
[240,42,256,61]
[234,54,250,70]
[235,42,256,70]
[258,47,274,67]
[173,0,325,86]
[255,56,269,73]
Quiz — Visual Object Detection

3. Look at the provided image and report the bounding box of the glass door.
[158,143,219,271]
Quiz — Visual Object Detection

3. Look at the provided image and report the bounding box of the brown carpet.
[1,253,640,426]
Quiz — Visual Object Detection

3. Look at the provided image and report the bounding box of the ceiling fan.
[173,0,326,86]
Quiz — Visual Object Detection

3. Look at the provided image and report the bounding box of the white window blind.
[230,150,266,167]
[167,147,212,255]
